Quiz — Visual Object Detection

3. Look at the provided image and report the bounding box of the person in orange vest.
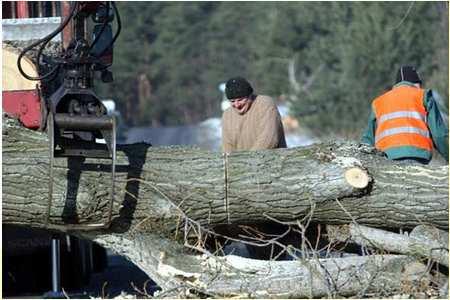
[361,65,448,164]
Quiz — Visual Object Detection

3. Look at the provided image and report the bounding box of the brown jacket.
[222,95,287,152]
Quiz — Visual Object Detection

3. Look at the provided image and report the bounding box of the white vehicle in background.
[218,82,231,111]
[96,99,128,144]
[102,99,117,115]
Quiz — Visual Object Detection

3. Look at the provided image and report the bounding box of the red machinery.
[2,2,120,296]
[2,1,49,129]
[4,1,121,230]
[3,1,69,129]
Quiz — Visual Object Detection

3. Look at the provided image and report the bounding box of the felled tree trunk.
[3,117,448,231]
[85,232,432,298]
[2,116,448,296]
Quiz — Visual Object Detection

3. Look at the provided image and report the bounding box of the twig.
[102,281,109,299]
[131,279,153,298]
[62,288,70,299]
[386,2,415,31]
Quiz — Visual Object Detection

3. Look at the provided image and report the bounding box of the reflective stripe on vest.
[373,85,433,152]
[375,126,430,143]
[378,110,426,125]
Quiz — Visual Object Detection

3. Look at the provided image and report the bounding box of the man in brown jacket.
[220,77,287,258]
[222,77,286,152]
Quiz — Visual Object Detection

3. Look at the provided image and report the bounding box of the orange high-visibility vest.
[373,85,433,152]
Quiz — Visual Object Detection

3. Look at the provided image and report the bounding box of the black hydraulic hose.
[35,38,60,81]
[88,2,110,54]
[36,2,80,80]
[97,1,121,58]
[17,2,79,81]
[110,2,122,47]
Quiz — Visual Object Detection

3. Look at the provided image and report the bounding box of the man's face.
[230,96,252,115]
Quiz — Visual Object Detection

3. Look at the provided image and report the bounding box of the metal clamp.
[46,113,116,230]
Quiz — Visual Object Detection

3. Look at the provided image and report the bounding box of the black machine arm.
[17,2,121,82]
[17,2,122,231]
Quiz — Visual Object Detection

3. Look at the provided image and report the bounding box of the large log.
[3,116,448,232]
[87,232,433,298]
[2,116,448,296]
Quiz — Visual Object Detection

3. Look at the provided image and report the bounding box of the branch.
[327,224,449,267]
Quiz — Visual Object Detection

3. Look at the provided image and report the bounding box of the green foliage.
[96,1,448,136]
[288,2,448,136]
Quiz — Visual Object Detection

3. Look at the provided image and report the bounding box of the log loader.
[2,1,122,296]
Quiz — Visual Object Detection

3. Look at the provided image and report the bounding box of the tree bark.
[2,116,448,296]
[3,116,448,232]
[85,232,431,298]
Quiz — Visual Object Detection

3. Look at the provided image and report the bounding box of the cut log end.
[3,45,38,91]
[345,167,369,188]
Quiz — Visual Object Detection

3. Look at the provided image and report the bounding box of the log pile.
[2,115,448,298]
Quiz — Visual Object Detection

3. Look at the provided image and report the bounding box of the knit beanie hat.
[225,77,254,100]
[396,65,422,84]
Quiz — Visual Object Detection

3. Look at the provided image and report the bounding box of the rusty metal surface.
[2,89,41,129]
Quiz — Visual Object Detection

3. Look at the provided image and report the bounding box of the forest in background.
[96,1,449,138]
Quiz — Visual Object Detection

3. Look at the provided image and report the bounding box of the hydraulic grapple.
[16,1,121,230]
